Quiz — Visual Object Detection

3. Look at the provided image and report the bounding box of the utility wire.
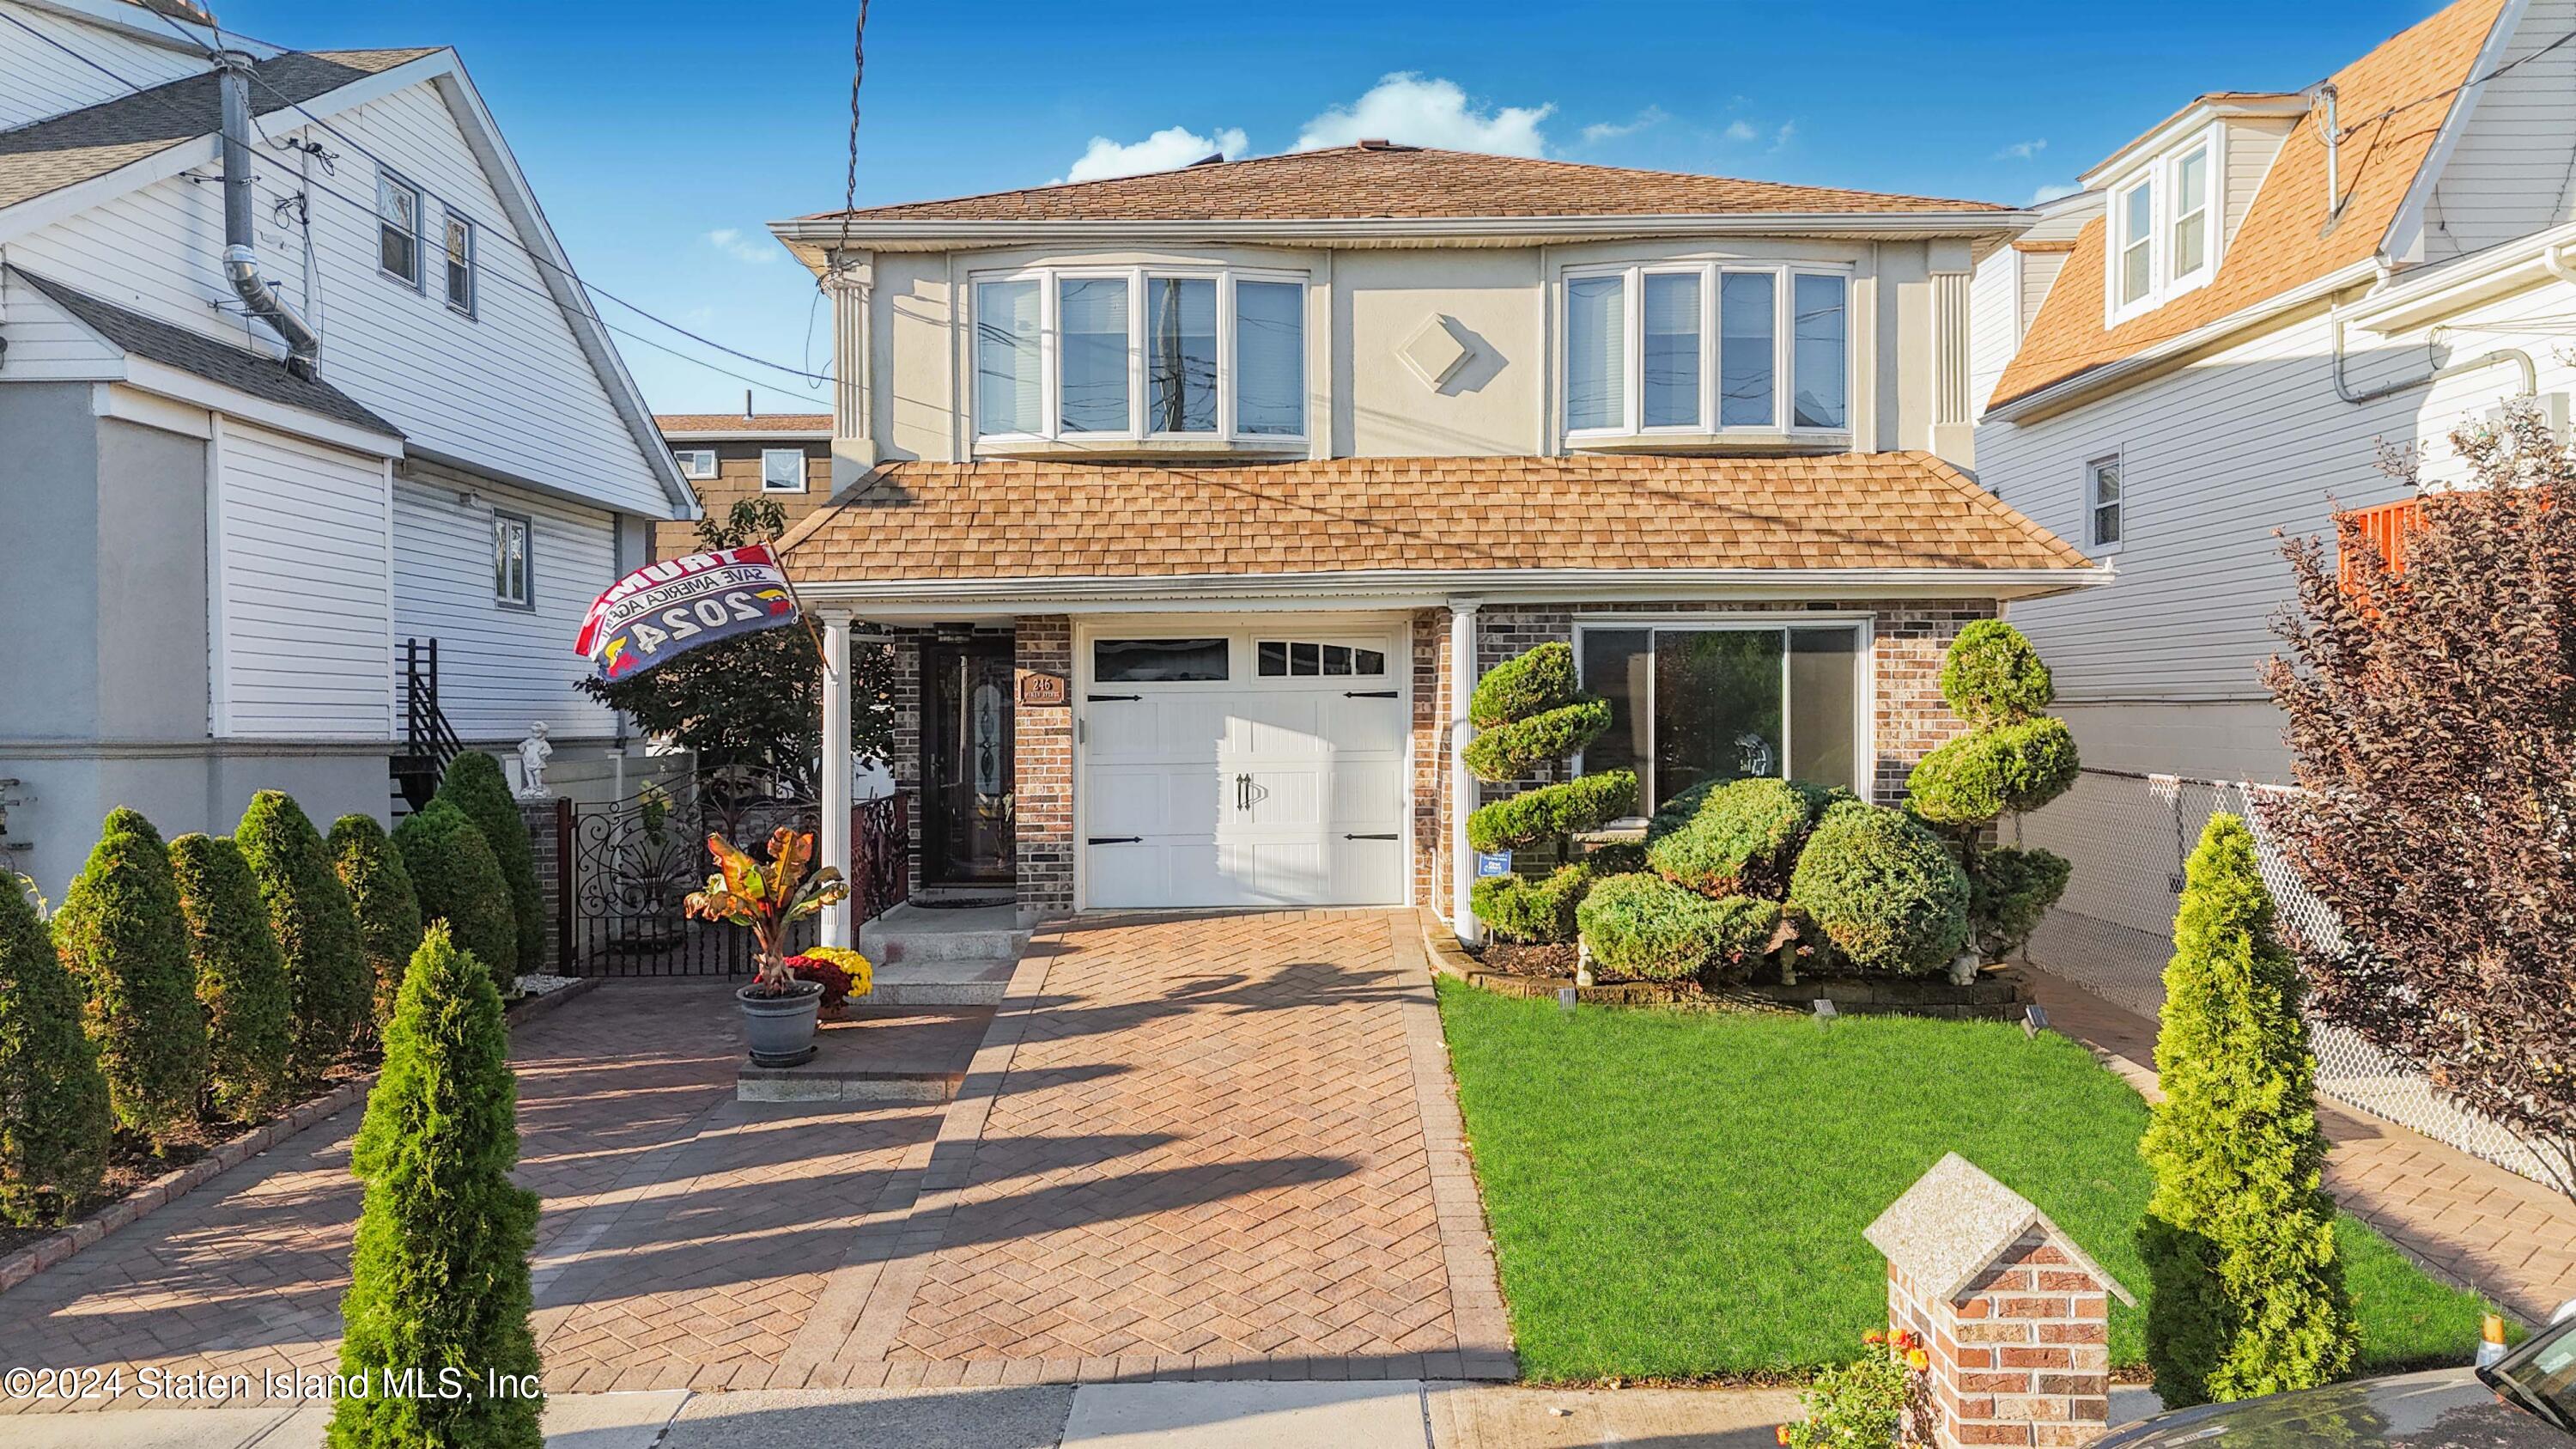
[2334,26,2576,140]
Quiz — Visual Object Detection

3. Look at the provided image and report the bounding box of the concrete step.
[856,958,1016,1009]
[737,1005,992,1104]
[858,902,1031,967]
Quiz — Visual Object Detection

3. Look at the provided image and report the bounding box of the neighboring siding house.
[761,142,2108,933]
[653,411,833,560]
[1971,0,2576,977]
[0,0,694,899]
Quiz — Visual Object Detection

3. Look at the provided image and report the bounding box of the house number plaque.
[1018,672,1067,707]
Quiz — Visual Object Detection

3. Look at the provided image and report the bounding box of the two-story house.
[653,410,833,561]
[0,0,694,898]
[761,142,2108,936]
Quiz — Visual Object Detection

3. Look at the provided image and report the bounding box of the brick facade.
[1886,1230,2116,1447]
[1012,616,1075,916]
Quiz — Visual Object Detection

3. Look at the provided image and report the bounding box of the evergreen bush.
[54,808,206,1146]
[1469,641,1582,728]
[1469,863,1595,944]
[2139,814,2354,1406]
[1785,801,1970,976]
[331,815,425,1029]
[169,834,295,1122]
[1905,622,2077,959]
[1574,874,1781,983]
[1905,718,2081,828]
[1966,846,2073,965]
[1644,777,1815,897]
[0,880,112,1227]
[393,803,518,995]
[1940,618,2056,728]
[1464,697,1613,782]
[1466,772,1638,853]
[239,792,371,1082]
[434,752,544,976]
[329,925,543,1449]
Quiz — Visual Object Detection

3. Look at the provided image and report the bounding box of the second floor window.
[493,512,532,607]
[443,210,477,316]
[673,449,716,479]
[1566,263,1849,438]
[378,173,423,288]
[761,447,806,493]
[2087,454,2123,551]
[974,267,1307,443]
[2110,132,2219,320]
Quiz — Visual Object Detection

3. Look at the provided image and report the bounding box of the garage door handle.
[1343,832,1399,841]
[1086,836,1143,845]
[1343,690,1399,698]
[1087,693,1141,702]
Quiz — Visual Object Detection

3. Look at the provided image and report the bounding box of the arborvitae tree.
[0,880,112,1227]
[393,803,518,996]
[53,808,206,1147]
[238,792,372,1083]
[433,752,544,976]
[168,834,295,1122]
[329,925,543,1449]
[2139,814,2354,1406]
[331,815,425,1030]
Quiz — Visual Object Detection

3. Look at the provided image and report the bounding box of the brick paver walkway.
[2026,970,2576,1325]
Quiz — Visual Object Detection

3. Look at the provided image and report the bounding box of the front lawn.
[1437,979,2501,1385]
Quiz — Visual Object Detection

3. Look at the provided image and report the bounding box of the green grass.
[1436,979,2502,1385]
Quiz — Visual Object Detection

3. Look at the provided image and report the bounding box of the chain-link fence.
[2022,766,2555,1187]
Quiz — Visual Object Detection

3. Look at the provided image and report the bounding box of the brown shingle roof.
[806,144,2008,225]
[1990,0,2505,409]
[654,412,834,434]
[0,48,437,214]
[775,454,2092,584]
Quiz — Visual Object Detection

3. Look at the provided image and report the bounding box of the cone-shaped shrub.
[54,808,206,1145]
[239,792,371,1082]
[169,834,295,1122]
[1466,771,1637,853]
[393,803,517,996]
[1468,863,1595,944]
[1785,801,1970,976]
[331,815,424,1029]
[0,881,112,1227]
[434,752,544,975]
[1468,642,1580,728]
[1575,873,1781,983]
[2139,814,2353,1407]
[329,925,543,1449]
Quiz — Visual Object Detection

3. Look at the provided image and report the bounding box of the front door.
[923,637,1015,886]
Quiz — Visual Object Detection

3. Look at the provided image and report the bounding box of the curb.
[0,973,603,1299]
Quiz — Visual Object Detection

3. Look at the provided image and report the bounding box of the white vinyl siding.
[212,422,394,740]
[0,3,205,130]
[2221,120,2291,242]
[1967,246,2020,423]
[2417,0,2576,259]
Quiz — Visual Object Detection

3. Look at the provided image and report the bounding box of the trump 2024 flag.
[575,544,799,682]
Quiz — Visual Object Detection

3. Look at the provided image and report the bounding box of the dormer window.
[2170,145,2210,278]
[2105,128,2223,323]
[972,265,1307,445]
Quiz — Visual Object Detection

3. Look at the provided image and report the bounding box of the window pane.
[1791,274,1846,429]
[1565,274,1625,431]
[2172,213,2206,277]
[1258,641,1287,676]
[762,450,804,491]
[1788,628,1861,794]
[1290,642,1320,676]
[2121,184,2154,302]
[444,216,472,310]
[975,279,1042,435]
[1580,629,1651,800]
[1094,637,1227,682]
[1720,272,1777,428]
[1234,279,1305,435]
[1059,277,1131,433]
[1147,277,1218,433]
[1641,272,1701,429]
[1321,645,1352,676]
[1654,630,1784,803]
[1354,648,1385,676]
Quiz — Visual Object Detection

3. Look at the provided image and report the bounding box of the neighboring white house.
[0,0,695,898]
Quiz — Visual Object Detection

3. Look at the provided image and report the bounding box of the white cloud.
[1769,121,1798,153]
[1056,124,1249,185]
[1293,73,1552,156]
[1994,138,2048,161]
[1721,119,1760,143]
[1581,107,1668,144]
[2029,182,2083,204]
[705,228,776,265]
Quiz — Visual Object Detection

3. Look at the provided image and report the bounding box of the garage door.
[1080,623,1411,909]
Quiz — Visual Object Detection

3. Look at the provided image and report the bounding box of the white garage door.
[1080,622,1411,909]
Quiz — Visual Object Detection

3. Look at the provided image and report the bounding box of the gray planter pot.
[738,979,823,1067]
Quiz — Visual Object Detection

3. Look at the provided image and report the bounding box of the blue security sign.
[1475,850,1514,878]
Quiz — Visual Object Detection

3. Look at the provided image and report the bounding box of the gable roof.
[1864,1154,2136,1306]
[1990,0,2508,411]
[775,454,2095,596]
[0,47,434,212]
[15,266,401,437]
[804,144,2008,226]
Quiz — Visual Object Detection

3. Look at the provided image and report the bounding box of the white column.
[1448,600,1483,947]
[818,611,854,948]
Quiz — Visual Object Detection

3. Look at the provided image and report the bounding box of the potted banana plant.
[685,826,848,1067]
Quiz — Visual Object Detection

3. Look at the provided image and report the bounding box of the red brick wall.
[1013,616,1074,916]
[1888,1229,2114,1448]
[1412,610,1447,910]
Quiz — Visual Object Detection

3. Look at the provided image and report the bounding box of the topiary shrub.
[1645,777,1816,897]
[169,834,295,1123]
[1941,618,2055,728]
[1470,863,1595,944]
[54,807,207,1147]
[1575,873,1782,983]
[1466,772,1638,853]
[1907,718,2081,828]
[331,815,425,1031]
[330,924,543,1448]
[1968,845,2073,965]
[2140,814,2353,1406]
[1464,697,1613,782]
[434,752,544,976]
[0,880,112,1227]
[1644,777,1722,843]
[1786,801,1970,976]
[393,802,518,996]
[239,792,371,1083]
[1469,641,1580,728]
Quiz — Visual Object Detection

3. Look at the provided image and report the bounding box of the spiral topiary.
[1905,621,2077,961]
[1465,644,1637,941]
[54,807,207,1147]
[169,833,295,1123]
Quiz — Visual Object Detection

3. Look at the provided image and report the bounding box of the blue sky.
[211,0,2449,415]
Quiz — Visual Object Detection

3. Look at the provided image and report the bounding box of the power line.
[2335,26,2576,140]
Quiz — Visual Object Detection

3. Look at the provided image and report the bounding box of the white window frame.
[2166,143,2213,289]
[1570,613,1877,807]
[1561,260,1854,442]
[760,447,807,493]
[968,265,1309,445]
[441,206,477,318]
[377,170,425,290]
[2086,453,2123,555]
[672,448,717,480]
[492,510,533,609]
[2105,123,2225,326]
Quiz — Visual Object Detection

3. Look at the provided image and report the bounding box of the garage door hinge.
[1343,832,1400,840]
[1087,692,1141,702]
[1087,836,1144,845]
[1343,690,1400,698]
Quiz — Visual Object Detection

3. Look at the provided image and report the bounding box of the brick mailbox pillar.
[1864,1153,2136,1447]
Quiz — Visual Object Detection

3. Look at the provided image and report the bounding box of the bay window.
[972,266,1307,443]
[1577,620,1867,808]
[1564,263,1850,437]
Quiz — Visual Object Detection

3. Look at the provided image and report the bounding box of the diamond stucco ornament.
[1399,314,1473,389]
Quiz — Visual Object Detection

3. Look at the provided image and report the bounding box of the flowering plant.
[1777,1330,1930,1448]
[784,947,873,1010]
[683,827,848,994]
